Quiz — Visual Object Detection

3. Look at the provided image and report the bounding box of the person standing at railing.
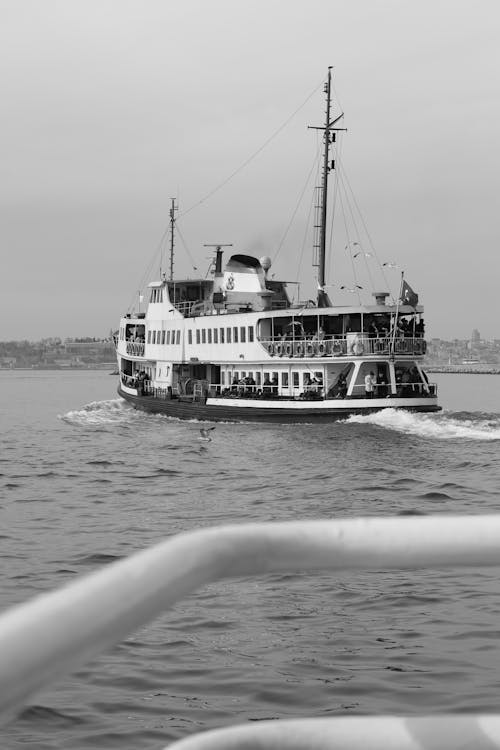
[367,319,379,338]
[364,371,376,398]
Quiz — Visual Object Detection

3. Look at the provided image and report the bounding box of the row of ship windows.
[149,330,181,345]
[147,326,255,346]
[221,370,323,387]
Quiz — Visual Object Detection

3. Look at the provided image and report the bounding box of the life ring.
[294,342,304,357]
[284,342,293,357]
[268,342,275,356]
[276,343,283,357]
[226,274,235,290]
[332,340,343,356]
[317,342,327,357]
[306,342,316,357]
[353,340,364,356]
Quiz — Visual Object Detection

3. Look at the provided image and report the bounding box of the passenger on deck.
[416,318,425,337]
[263,375,272,395]
[368,320,379,338]
[399,368,412,396]
[245,376,256,394]
[364,371,376,398]
[410,366,421,394]
[376,369,388,398]
[330,372,347,399]
[271,374,279,395]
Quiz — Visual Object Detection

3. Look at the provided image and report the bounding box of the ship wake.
[58,398,139,427]
[345,408,500,441]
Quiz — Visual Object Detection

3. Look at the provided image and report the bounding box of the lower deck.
[119,355,438,404]
[118,383,441,423]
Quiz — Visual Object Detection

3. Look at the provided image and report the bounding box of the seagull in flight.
[353,251,373,259]
[340,284,363,292]
[199,426,216,441]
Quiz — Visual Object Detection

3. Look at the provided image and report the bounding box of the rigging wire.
[177,77,325,221]
[293,135,323,295]
[336,168,376,293]
[337,185,362,305]
[175,222,199,275]
[326,132,342,288]
[273,140,322,265]
[336,158,393,299]
[126,76,325,306]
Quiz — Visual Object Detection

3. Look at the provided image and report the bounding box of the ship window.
[147,331,151,344]
[196,330,200,344]
[240,327,246,343]
[221,371,225,386]
[202,329,206,344]
[264,371,270,382]
[152,331,156,344]
[220,327,225,344]
[176,331,180,345]
[161,331,166,345]
[166,331,170,345]
[248,326,254,342]
[233,327,238,343]
[208,329,212,344]
[256,372,261,386]
[188,330,192,345]
[281,372,289,387]
[292,371,299,387]
[226,328,232,343]
[234,371,239,382]
[314,372,323,384]
[213,328,218,344]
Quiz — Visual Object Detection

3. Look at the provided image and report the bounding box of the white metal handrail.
[1,516,500,745]
[167,714,500,749]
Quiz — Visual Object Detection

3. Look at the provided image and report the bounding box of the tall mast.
[319,68,332,303]
[169,198,178,281]
[309,67,346,307]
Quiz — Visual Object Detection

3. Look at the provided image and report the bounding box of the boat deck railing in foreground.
[2,516,500,749]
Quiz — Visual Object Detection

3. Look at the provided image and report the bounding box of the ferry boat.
[115,70,440,423]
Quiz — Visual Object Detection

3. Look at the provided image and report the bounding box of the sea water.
[0,370,499,749]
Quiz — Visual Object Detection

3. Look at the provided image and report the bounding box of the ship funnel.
[215,247,223,275]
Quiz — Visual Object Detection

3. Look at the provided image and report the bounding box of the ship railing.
[260,336,426,358]
[2,516,500,748]
[172,301,196,316]
[349,381,438,398]
[125,341,145,356]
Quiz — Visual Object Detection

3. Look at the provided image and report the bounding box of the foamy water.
[58,398,135,426]
[2,370,500,750]
[346,408,500,441]
[60,397,500,441]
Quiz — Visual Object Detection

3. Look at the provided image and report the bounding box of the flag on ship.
[400,280,418,307]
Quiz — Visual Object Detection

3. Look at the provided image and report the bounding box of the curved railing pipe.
[1,516,500,725]
[166,714,500,750]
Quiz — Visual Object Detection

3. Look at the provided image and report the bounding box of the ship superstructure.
[115,70,440,422]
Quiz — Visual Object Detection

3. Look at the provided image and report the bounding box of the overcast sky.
[1,0,499,341]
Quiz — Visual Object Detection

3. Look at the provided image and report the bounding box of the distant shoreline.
[427,367,500,375]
